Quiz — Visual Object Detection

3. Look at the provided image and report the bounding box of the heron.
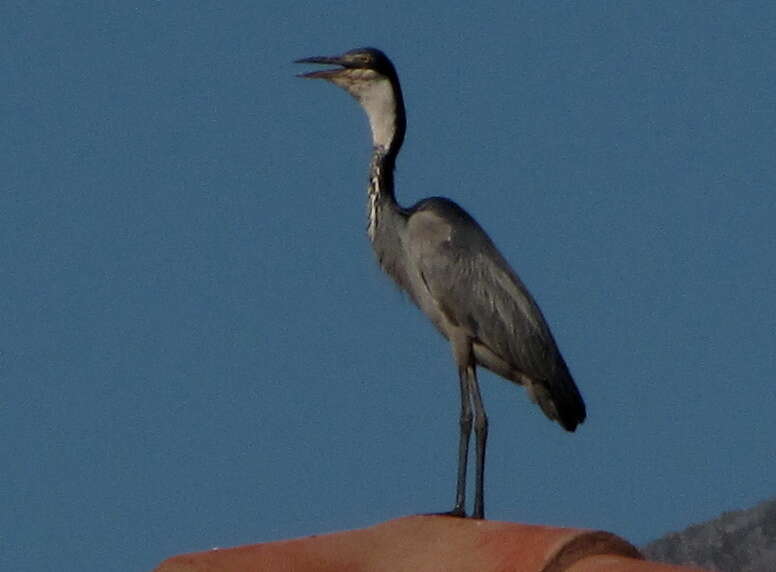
[296,48,585,519]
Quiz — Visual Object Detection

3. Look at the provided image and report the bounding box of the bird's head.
[295,47,397,82]
[296,47,405,152]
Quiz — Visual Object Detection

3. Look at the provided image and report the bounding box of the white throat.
[332,71,397,150]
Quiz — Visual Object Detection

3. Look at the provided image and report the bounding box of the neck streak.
[367,147,397,242]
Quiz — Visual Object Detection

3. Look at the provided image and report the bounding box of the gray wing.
[405,197,585,430]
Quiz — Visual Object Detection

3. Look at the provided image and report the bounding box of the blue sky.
[3,2,775,570]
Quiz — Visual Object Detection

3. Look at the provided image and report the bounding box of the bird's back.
[403,197,585,431]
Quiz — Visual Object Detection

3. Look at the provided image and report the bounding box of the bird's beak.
[294,55,348,79]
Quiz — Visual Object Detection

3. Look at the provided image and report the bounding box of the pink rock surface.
[153,515,710,572]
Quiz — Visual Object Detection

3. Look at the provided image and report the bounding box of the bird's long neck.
[363,82,411,290]
[362,74,406,243]
[336,67,411,288]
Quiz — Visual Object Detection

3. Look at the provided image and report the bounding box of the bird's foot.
[424,506,467,518]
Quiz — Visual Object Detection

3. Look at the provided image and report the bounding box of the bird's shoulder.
[405,196,493,254]
[404,196,523,307]
[404,196,543,336]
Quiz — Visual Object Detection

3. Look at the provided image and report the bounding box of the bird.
[295,47,585,519]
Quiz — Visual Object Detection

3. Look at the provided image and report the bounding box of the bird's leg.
[426,365,471,519]
[468,366,488,519]
[446,365,473,517]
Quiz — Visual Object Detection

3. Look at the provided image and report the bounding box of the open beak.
[294,55,348,79]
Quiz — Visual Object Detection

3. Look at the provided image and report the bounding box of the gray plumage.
[296,48,585,519]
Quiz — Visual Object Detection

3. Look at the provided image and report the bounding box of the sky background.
[2,2,775,571]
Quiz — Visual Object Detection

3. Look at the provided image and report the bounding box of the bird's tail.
[529,359,586,432]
